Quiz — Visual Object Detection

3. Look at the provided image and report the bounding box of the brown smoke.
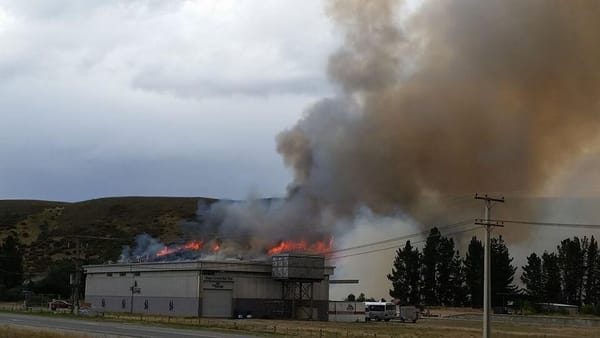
[277,0,600,222]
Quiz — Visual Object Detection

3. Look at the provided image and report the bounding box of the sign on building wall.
[203,276,234,290]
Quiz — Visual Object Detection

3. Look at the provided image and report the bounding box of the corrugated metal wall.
[84,262,331,319]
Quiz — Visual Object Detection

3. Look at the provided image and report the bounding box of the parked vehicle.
[364,302,396,321]
[398,305,418,323]
[49,299,72,311]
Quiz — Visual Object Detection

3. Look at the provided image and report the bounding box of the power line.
[493,219,600,229]
[327,225,481,260]
[322,219,473,256]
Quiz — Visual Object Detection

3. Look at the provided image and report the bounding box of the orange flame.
[184,241,203,250]
[267,239,333,255]
[213,242,221,252]
[156,240,203,257]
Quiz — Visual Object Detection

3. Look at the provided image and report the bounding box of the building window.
[119,272,126,276]
[106,272,113,277]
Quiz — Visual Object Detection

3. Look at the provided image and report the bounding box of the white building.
[84,255,334,320]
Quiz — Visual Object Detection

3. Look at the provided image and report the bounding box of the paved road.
[0,312,256,338]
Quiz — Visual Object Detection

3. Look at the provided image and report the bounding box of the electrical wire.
[322,219,473,256]
[493,219,600,229]
[327,225,481,260]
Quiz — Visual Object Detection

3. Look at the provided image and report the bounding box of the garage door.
[202,289,233,318]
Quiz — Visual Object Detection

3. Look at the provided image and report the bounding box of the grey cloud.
[0,153,291,202]
[132,70,330,98]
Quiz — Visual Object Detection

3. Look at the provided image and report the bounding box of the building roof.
[84,258,335,276]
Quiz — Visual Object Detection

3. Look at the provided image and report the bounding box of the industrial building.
[84,254,334,320]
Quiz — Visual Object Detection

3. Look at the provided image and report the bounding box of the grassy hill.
[0,197,217,276]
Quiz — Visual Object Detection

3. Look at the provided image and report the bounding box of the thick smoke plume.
[124,1,600,271]
[278,0,600,223]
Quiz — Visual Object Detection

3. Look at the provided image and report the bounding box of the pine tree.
[421,227,441,305]
[464,236,516,307]
[437,237,466,306]
[521,253,543,301]
[557,237,585,305]
[464,236,484,307]
[541,251,562,303]
[388,240,421,305]
[491,236,518,306]
[584,236,600,305]
[450,249,467,306]
[0,236,23,289]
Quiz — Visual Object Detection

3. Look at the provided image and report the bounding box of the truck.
[397,305,418,323]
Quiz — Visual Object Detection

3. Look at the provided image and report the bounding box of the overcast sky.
[0,0,339,201]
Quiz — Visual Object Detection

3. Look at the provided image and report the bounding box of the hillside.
[0,197,217,275]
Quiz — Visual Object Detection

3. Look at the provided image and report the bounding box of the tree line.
[521,236,600,310]
[388,228,600,313]
[0,235,75,301]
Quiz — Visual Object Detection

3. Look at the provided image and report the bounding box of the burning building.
[90,0,600,306]
[84,254,334,320]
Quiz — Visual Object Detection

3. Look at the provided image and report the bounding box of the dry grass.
[99,312,600,337]
[0,325,89,338]
[424,306,482,317]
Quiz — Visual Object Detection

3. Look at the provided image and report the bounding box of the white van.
[364,302,396,322]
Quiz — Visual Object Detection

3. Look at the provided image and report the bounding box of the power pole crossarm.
[475,194,505,338]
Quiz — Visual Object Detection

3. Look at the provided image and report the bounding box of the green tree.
[557,237,585,305]
[491,236,518,306]
[31,259,75,298]
[464,236,484,307]
[541,251,562,303]
[421,227,441,305]
[0,236,23,290]
[584,236,600,305]
[388,240,421,305]
[438,237,466,306]
[521,253,543,301]
[357,293,366,302]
